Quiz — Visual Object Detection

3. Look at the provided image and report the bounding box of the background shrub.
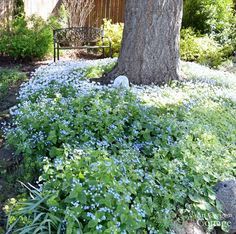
[180,28,225,67]
[182,0,235,35]
[99,19,235,68]
[0,16,59,60]
[99,19,124,57]
[13,0,25,18]
[182,0,236,60]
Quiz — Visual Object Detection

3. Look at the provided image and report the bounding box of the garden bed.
[1,58,236,233]
[0,58,50,232]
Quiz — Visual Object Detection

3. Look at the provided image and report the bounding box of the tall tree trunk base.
[98,0,183,86]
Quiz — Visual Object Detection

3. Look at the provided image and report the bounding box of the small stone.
[215,179,236,233]
[173,221,205,234]
[113,76,129,89]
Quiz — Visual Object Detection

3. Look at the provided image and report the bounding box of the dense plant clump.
[99,19,124,57]
[99,20,235,68]
[180,28,234,67]
[0,68,27,100]
[0,16,59,60]
[4,59,236,233]
[182,0,236,64]
[13,0,25,18]
[182,0,235,37]
[83,61,116,78]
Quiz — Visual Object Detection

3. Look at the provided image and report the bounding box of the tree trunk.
[104,0,183,85]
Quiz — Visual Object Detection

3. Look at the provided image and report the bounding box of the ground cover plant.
[0,68,27,101]
[3,59,236,233]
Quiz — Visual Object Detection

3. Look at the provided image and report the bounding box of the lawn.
[2,59,236,233]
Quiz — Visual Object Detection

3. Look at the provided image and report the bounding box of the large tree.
[104,0,183,85]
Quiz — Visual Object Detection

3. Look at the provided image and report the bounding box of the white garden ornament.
[113,76,130,89]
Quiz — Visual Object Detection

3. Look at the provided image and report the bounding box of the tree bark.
[104,0,183,85]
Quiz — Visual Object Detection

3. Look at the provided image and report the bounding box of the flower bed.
[5,59,236,233]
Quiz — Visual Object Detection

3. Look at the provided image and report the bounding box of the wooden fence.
[87,0,125,26]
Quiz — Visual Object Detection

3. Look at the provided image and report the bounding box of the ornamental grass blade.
[6,218,19,234]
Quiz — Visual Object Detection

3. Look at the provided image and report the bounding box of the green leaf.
[188,194,202,203]
[195,201,212,211]
[87,219,98,228]
[47,130,57,144]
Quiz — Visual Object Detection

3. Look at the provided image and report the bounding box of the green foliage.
[180,28,233,67]
[0,15,58,60]
[13,0,24,18]
[99,18,235,67]
[57,4,70,28]
[6,184,67,234]
[83,62,116,78]
[98,14,235,66]
[182,0,236,59]
[0,68,26,100]
[182,0,235,35]
[99,19,124,57]
[183,0,209,33]
[6,60,236,232]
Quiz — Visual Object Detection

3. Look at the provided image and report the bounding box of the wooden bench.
[53,27,112,62]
